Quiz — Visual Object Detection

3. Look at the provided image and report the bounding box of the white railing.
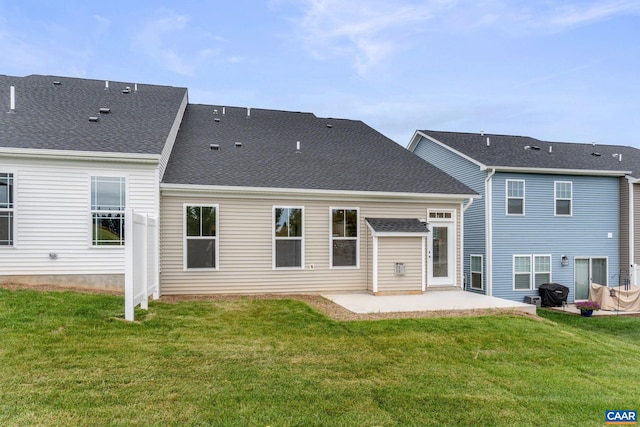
[124,209,159,321]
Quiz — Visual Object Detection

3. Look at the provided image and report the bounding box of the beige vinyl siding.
[160,192,462,295]
[376,236,423,293]
[0,156,158,276]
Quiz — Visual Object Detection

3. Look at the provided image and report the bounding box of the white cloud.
[132,10,222,77]
[290,0,440,74]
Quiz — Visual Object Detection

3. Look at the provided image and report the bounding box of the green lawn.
[1,289,639,426]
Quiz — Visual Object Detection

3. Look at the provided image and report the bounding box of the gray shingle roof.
[366,218,429,233]
[420,130,640,177]
[163,105,476,196]
[0,74,187,154]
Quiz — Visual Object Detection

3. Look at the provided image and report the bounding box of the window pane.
[332,209,345,237]
[0,212,12,245]
[345,209,358,237]
[535,273,550,289]
[514,274,531,289]
[186,206,201,236]
[556,182,571,199]
[514,256,530,273]
[275,240,301,267]
[333,239,357,267]
[508,181,523,197]
[187,239,216,269]
[92,177,125,210]
[592,258,607,285]
[471,272,482,289]
[508,199,523,214]
[93,213,124,245]
[0,173,12,209]
[535,256,550,272]
[275,208,289,237]
[288,209,302,237]
[471,256,482,272]
[556,200,571,215]
[201,207,216,237]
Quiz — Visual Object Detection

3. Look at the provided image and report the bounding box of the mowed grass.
[1,289,639,426]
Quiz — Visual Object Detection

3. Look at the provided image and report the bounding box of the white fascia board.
[370,231,430,238]
[626,175,640,184]
[0,147,160,164]
[161,183,479,203]
[487,166,631,177]
[409,131,487,169]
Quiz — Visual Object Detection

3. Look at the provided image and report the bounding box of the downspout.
[628,176,636,284]
[460,197,474,291]
[485,168,496,296]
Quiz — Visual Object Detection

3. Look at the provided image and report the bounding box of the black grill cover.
[538,283,569,307]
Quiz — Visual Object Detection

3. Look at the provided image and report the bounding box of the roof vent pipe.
[549,146,552,153]
[296,141,301,152]
[619,154,622,162]
[480,129,484,136]
[134,83,138,93]
[247,107,251,118]
[486,137,490,147]
[9,86,15,111]
[105,80,109,90]
[222,107,226,115]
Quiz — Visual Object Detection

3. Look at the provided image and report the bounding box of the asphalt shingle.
[163,105,476,195]
[0,74,187,154]
[366,218,429,233]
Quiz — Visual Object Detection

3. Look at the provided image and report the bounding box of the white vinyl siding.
[554,181,572,216]
[470,254,482,290]
[330,207,359,268]
[513,254,551,290]
[0,156,158,276]
[506,180,525,215]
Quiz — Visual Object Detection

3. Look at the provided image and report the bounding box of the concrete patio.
[322,290,537,315]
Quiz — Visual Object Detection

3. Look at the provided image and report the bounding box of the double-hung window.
[513,254,551,290]
[185,205,218,270]
[0,173,14,246]
[470,255,483,290]
[274,207,303,268]
[555,181,572,216]
[331,208,358,267]
[91,176,125,246]
[506,180,525,215]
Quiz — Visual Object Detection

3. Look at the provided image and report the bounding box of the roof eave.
[161,183,479,202]
[0,147,161,164]
[487,166,631,177]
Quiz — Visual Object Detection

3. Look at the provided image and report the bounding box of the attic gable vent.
[88,116,99,122]
[210,144,220,151]
[99,108,111,114]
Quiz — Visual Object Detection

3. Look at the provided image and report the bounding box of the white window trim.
[470,254,483,290]
[89,175,128,247]
[506,179,525,216]
[273,206,305,270]
[183,203,219,271]
[0,171,16,248]
[554,181,573,217]
[329,207,360,269]
[513,254,552,291]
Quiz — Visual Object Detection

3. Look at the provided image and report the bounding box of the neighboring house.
[0,74,187,289]
[408,130,640,303]
[159,105,478,295]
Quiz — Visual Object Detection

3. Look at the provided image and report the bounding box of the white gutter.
[0,147,160,164]
[485,168,495,296]
[483,165,630,177]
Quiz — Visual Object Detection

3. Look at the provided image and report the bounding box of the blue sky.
[1,0,639,147]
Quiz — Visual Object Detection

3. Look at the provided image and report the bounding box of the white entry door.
[428,220,456,286]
